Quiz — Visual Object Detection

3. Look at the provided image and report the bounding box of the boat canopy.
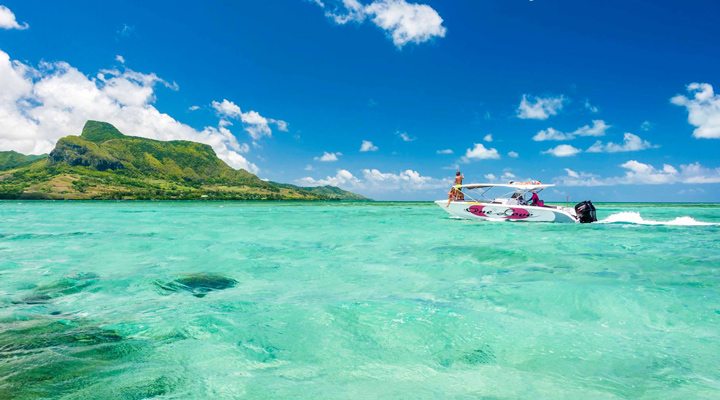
[457,183,555,191]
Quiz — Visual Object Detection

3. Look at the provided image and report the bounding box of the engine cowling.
[574,200,597,223]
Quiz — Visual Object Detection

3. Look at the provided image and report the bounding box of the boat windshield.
[462,186,545,203]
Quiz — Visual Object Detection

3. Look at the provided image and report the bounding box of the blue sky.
[1,0,719,201]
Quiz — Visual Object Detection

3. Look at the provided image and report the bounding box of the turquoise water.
[1,201,719,399]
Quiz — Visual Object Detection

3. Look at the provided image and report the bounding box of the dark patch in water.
[114,376,177,400]
[7,232,94,241]
[438,345,496,367]
[0,317,151,399]
[13,272,99,304]
[461,346,496,365]
[155,273,237,298]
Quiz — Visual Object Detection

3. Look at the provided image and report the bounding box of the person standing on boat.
[446,171,464,207]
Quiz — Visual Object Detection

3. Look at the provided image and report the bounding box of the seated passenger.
[511,192,525,205]
[530,192,544,207]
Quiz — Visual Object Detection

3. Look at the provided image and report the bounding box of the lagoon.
[1,201,719,399]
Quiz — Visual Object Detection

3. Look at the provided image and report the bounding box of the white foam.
[598,211,718,226]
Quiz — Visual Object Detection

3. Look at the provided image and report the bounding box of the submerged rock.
[0,317,141,399]
[155,273,237,298]
[14,272,99,305]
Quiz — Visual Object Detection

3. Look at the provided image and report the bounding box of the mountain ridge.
[0,121,366,200]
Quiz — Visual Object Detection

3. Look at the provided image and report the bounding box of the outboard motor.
[574,200,597,223]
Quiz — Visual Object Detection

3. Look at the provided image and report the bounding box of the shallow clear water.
[1,201,719,399]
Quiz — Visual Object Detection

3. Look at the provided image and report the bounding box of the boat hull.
[435,200,578,223]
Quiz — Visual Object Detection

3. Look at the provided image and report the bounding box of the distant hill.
[0,151,46,171]
[0,121,366,200]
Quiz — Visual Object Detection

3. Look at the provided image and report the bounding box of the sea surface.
[1,201,719,399]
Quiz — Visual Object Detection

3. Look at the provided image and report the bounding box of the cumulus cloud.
[483,133,493,142]
[461,143,500,162]
[436,148,453,154]
[484,171,517,182]
[516,94,565,120]
[397,131,415,142]
[542,144,581,157]
[210,98,287,141]
[507,151,519,158]
[532,120,609,141]
[115,55,125,64]
[671,82,720,139]
[316,0,446,48]
[0,48,259,173]
[0,5,28,30]
[360,139,378,152]
[297,169,359,187]
[314,151,342,162]
[298,167,446,191]
[587,132,656,153]
[555,160,720,186]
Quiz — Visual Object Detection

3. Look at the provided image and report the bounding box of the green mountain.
[0,151,46,171]
[0,121,366,200]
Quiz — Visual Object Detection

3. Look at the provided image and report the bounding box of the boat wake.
[597,211,718,226]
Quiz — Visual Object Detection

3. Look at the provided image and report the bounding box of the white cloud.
[0,5,28,30]
[532,120,609,141]
[212,99,241,117]
[671,82,720,139]
[211,98,287,141]
[584,99,599,113]
[484,173,496,181]
[533,127,573,141]
[517,94,565,120]
[115,55,125,64]
[298,167,445,191]
[542,144,581,157]
[556,160,720,186]
[397,131,415,142]
[461,143,500,162]
[188,105,200,111]
[483,133,493,142]
[507,151,519,158]
[314,151,342,162]
[360,139,378,152]
[297,169,359,187]
[317,0,446,48]
[365,0,447,48]
[501,171,516,180]
[573,120,609,137]
[564,168,580,178]
[587,132,656,153]
[641,120,651,131]
[0,48,258,173]
[436,148,453,155]
[325,0,366,24]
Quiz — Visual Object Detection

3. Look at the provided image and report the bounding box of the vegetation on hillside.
[0,121,366,200]
[0,151,46,171]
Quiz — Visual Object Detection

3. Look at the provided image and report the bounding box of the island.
[0,121,365,200]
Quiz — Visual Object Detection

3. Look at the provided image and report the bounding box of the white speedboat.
[435,182,596,223]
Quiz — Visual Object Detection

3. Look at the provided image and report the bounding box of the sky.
[1,0,719,201]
